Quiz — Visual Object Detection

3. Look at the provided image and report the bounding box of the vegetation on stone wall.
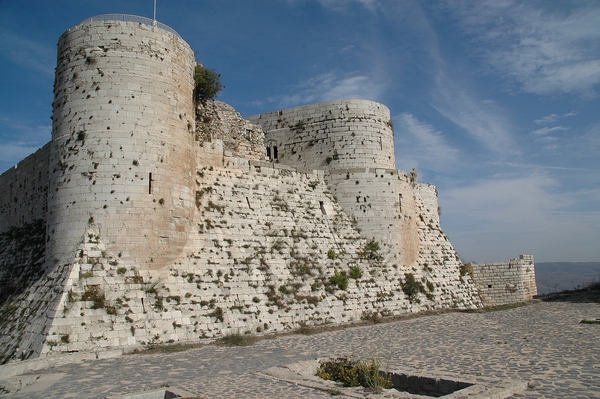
[194,64,223,103]
[357,239,383,264]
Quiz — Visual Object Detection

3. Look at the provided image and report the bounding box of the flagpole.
[153,0,157,26]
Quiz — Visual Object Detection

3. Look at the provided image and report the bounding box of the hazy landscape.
[535,262,600,294]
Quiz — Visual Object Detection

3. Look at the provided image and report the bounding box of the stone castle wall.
[47,19,196,271]
[247,99,395,170]
[0,14,536,363]
[0,144,50,234]
[195,100,265,161]
[470,255,537,306]
[0,159,482,361]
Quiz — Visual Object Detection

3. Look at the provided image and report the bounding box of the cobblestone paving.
[2,296,599,398]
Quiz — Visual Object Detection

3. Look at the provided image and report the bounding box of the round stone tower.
[47,15,196,269]
[247,99,396,170]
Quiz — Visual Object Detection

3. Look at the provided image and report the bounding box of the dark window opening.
[148,173,153,194]
[319,201,326,215]
[488,285,492,289]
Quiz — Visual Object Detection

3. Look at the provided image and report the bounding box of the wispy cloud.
[431,78,516,155]
[449,1,600,97]
[316,0,380,12]
[394,113,459,172]
[440,172,600,261]
[0,116,50,172]
[534,112,577,125]
[531,126,569,136]
[0,33,55,76]
[269,71,386,109]
[0,143,46,173]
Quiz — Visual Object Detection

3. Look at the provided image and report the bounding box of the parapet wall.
[470,255,537,306]
[0,144,50,234]
[248,99,395,170]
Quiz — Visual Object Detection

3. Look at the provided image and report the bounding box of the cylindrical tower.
[247,99,396,170]
[47,15,196,269]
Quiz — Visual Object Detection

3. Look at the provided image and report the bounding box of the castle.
[0,15,536,364]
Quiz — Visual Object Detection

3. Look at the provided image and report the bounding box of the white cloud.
[431,79,516,155]
[450,1,600,97]
[316,0,380,12]
[440,173,600,261]
[534,112,578,125]
[531,126,569,136]
[272,71,386,108]
[394,113,459,172]
[534,114,559,125]
[0,33,55,76]
[0,143,46,173]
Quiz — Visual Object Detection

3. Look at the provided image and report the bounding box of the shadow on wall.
[0,219,46,306]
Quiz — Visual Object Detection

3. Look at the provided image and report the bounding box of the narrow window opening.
[488,285,492,289]
[246,197,253,209]
[266,147,271,159]
[245,129,251,140]
[398,194,402,211]
[273,146,278,160]
[148,172,153,194]
[319,201,326,215]
[141,297,146,313]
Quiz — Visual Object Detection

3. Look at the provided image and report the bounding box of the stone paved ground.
[1,292,599,398]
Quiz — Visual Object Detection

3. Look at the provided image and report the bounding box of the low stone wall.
[470,255,537,306]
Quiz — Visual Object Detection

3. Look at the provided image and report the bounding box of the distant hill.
[535,262,600,294]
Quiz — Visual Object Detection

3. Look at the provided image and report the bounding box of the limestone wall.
[47,19,196,271]
[0,160,483,361]
[248,99,395,170]
[196,100,265,160]
[326,168,420,267]
[470,255,538,306]
[0,144,50,234]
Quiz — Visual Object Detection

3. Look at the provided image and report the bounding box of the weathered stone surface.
[196,100,265,160]
[0,14,533,364]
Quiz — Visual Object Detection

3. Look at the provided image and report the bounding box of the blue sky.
[0,0,598,263]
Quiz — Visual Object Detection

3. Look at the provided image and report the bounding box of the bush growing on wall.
[194,64,223,103]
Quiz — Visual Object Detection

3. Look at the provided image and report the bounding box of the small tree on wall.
[194,64,223,103]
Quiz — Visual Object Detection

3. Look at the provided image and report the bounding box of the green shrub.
[218,331,255,346]
[349,265,363,279]
[82,286,106,309]
[330,271,349,291]
[194,64,223,102]
[317,357,392,392]
[327,249,337,260]
[401,273,426,303]
[357,239,383,263]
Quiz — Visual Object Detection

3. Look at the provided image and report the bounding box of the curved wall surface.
[248,99,396,170]
[47,19,196,269]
